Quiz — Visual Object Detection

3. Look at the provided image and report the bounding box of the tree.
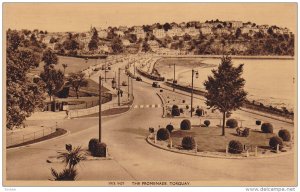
[40,65,64,101]
[111,37,124,54]
[67,72,88,99]
[204,56,247,136]
[163,23,172,31]
[62,63,68,75]
[141,41,152,52]
[42,48,58,66]
[235,28,241,38]
[6,30,45,129]
[88,28,99,51]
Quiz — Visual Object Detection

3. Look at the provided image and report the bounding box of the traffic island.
[146,124,294,159]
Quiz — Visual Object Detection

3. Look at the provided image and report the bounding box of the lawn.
[166,126,292,154]
[30,55,106,75]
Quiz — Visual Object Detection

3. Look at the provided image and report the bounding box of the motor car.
[136,76,142,81]
[152,82,160,88]
[122,81,128,86]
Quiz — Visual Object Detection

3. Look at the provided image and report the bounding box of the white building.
[200,26,213,35]
[184,27,200,36]
[122,39,131,46]
[98,30,108,38]
[133,26,146,39]
[167,27,184,37]
[115,30,124,37]
[153,29,166,38]
[119,26,128,32]
[229,21,243,28]
[215,28,230,35]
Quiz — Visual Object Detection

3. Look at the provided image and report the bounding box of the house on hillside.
[167,27,184,37]
[200,26,213,35]
[184,27,200,36]
[132,26,146,39]
[153,29,166,38]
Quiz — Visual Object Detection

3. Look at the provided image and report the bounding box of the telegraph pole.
[118,68,121,106]
[99,76,102,142]
[191,70,194,118]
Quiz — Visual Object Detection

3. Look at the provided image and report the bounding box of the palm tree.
[50,146,86,181]
[62,63,68,75]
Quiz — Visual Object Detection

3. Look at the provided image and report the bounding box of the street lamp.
[190,69,199,117]
[118,67,133,106]
[98,75,115,143]
[169,63,176,92]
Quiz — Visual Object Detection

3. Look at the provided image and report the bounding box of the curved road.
[6,76,295,183]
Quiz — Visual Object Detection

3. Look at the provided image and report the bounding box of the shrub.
[256,120,261,125]
[278,129,291,141]
[204,120,210,127]
[166,124,174,133]
[269,136,283,150]
[182,100,185,103]
[92,142,107,157]
[261,123,273,133]
[157,128,170,140]
[180,119,191,130]
[228,140,243,154]
[195,108,204,116]
[51,168,77,181]
[88,138,99,152]
[226,119,238,128]
[186,105,189,109]
[172,105,178,109]
[179,108,184,113]
[171,108,180,116]
[181,136,196,150]
[242,128,250,137]
[191,108,195,112]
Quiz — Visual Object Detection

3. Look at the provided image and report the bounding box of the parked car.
[136,76,142,81]
[122,81,128,86]
[152,82,160,88]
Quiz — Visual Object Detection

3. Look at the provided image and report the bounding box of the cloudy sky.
[3,3,297,32]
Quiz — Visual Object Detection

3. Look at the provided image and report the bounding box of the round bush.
[171,108,180,116]
[195,108,204,116]
[166,124,174,133]
[186,105,189,109]
[204,120,210,127]
[157,128,170,140]
[92,142,107,157]
[88,138,99,152]
[269,136,283,150]
[242,128,250,137]
[228,140,243,154]
[256,120,261,125]
[180,119,191,130]
[172,105,179,109]
[179,108,184,113]
[181,136,196,150]
[182,100,185,103]
[261,123,273,133]
[278,129,291,141]
[226,119,238,128]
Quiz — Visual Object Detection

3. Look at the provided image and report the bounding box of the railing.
[7,125,58,148]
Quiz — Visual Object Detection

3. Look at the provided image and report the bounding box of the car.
[152,82,160,88]
[136,76,142,81]
[121,81,128,86]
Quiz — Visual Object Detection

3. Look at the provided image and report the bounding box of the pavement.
[5,55,296,184]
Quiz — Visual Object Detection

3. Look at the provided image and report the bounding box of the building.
[200,26,213,35]
[200,23,214,28]
[132,26,146,39]
[153,29,166,38]
[184,27,200,36]
[98,30,108,38]
[115,30,124,37]
[119,26,128,32]
[167,27,184,37]
[228,21,243,28]
[122,39,131,46]
[215,28,230,35]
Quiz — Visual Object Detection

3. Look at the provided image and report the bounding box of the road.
[5,58,295,184]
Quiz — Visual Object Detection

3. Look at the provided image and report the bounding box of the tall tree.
[88,28,99,51]
[42,48,58,66]
[67,72,88,99]
[62,63,68,75]
[40,65,64,101]
[6,30,45,129]
[204,56,247,136]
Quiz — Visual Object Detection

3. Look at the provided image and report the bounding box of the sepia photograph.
[2,2,298,189]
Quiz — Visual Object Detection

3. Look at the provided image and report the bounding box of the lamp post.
[118,67,131,106]
[99,75,116,142]
[190,69,199,117]
[169,63,176,92]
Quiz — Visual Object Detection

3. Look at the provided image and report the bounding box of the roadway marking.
[133,104,162,109]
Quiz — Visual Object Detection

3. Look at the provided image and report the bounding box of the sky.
[3,3,297,33]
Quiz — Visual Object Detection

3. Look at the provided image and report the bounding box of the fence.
[7,126,57,148]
